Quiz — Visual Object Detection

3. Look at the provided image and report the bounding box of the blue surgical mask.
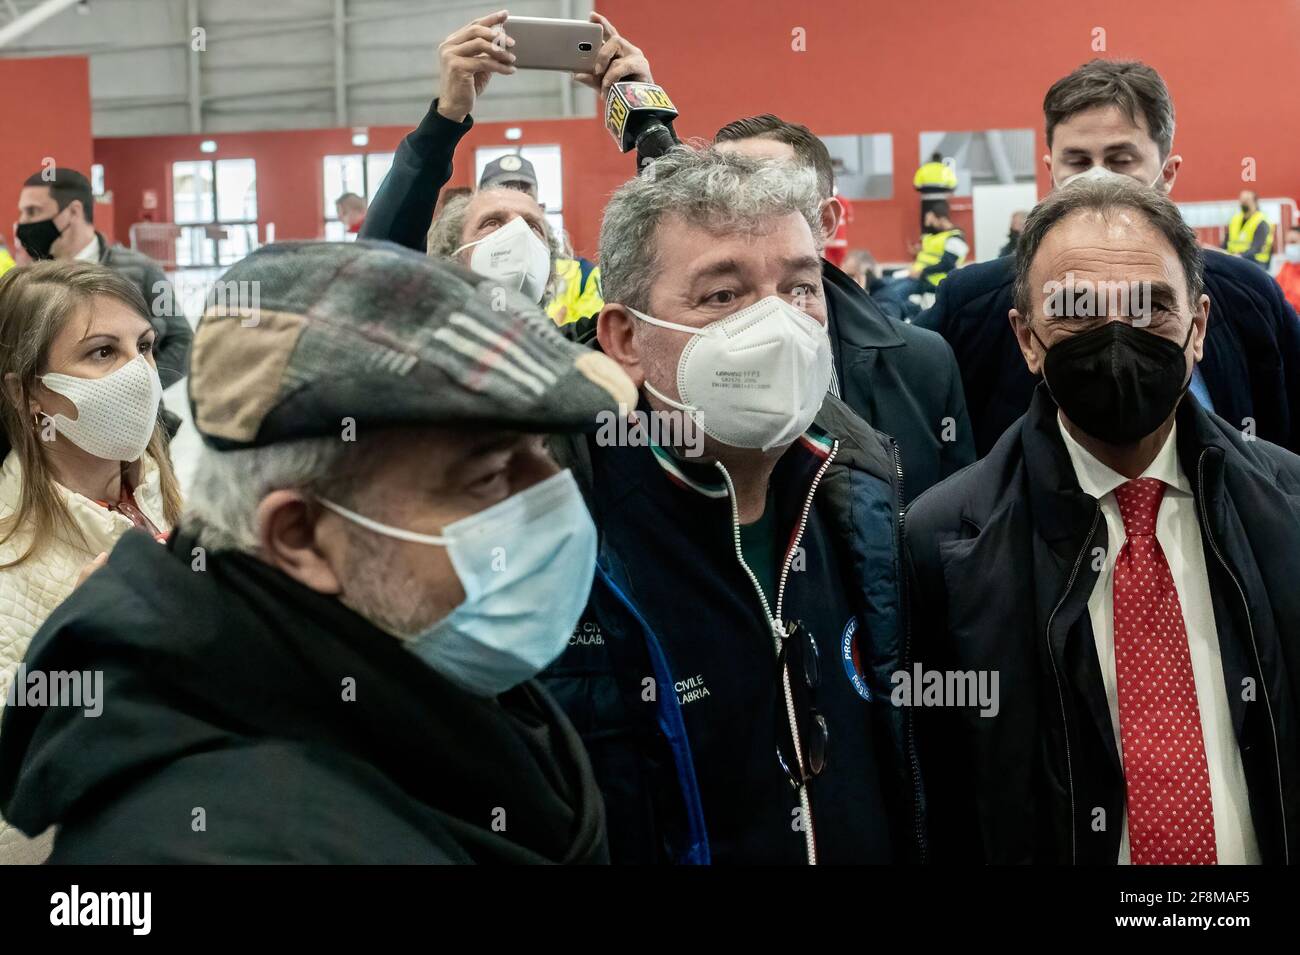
[320,470,596,696]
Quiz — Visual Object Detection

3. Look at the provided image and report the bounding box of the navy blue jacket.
[916,251,1300,456]
[546,396,925,864]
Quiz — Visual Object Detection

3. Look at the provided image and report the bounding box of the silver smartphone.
[504,15,603,73]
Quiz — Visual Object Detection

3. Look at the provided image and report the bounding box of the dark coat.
[545,396,926,864]
[823,261,974,502]
[904,385,1300,864]
[360,103,469,253]
[0,529,608,864]
[916,251,1300,456]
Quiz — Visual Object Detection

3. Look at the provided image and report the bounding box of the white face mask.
[631,295,833,452]
[1284,243,1300,264]
[39,354,162,462]
[454,214,552,304]
[1055,163,1164,191]
[319,470,597,698]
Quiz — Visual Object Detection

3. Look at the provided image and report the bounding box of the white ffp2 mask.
[455,214,552,304]
[1055,164,1164,190]
[39,354,162,462]
[632,295,833,452]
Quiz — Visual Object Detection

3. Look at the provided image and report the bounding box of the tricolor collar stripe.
[799,428,834,459]
[647,424,836,499]
[650,442,730,498]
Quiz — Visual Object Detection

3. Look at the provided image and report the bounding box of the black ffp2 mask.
[15,215,64,260]
[1037,320,1195,444]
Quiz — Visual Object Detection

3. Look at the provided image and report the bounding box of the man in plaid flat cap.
[0,240,636,864]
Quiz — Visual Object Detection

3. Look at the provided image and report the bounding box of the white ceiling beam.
[94,94,190,110]
[333,0,346,126]
[345,0,493,26]
[559,0,573,117]
[7,19,332,56]
[5,0,585,136]
[0,0,82,48]
[186,0,201,132]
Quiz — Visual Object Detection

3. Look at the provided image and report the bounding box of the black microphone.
[603,82,680,170]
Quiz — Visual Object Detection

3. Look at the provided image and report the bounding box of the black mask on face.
[1241,203,1251,214]
[16,213,65,260]
[1034,320,1195,444]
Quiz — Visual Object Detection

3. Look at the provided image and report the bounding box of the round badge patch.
[841,616,872,701]
[500,155,522,171]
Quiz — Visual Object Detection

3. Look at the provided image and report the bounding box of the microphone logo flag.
[604,82,679,151]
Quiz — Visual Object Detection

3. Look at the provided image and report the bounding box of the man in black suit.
[906,176,1300,865]
[917,59,1300,456]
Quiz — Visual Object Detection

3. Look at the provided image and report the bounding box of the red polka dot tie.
[1112,477,1217,865]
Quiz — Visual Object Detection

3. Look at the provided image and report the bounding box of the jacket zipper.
[1045,504,1101,865]
[716,441,839,867]
[893,441,928,863]
[1195,451,1289,862]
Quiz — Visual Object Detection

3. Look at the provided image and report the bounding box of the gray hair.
[426,192,476,260]
[598,145,823,314]
[426,188,560,298]
[1012,175,1204,319]
[185,436,373,553]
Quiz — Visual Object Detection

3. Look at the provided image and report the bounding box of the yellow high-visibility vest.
[914,228,967,287]
[546,258,604,326]
[913,160,957,191]
[1226,210,1273,264]
[0,249,14,278]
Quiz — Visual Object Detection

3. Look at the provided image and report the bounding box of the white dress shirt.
[74,234,100,262]
[1058,415,1259,864]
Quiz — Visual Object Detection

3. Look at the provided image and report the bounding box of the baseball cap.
[479,154,539,194]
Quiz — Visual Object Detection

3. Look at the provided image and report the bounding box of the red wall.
[92,118,620,255]
[91,0,1300,262]
[0,56,93,249]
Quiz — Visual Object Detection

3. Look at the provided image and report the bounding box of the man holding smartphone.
[362,10,654,263]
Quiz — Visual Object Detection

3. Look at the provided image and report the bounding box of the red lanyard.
[93,464,164,541]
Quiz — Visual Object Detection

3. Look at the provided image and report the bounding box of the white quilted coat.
[0,451,169,864]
